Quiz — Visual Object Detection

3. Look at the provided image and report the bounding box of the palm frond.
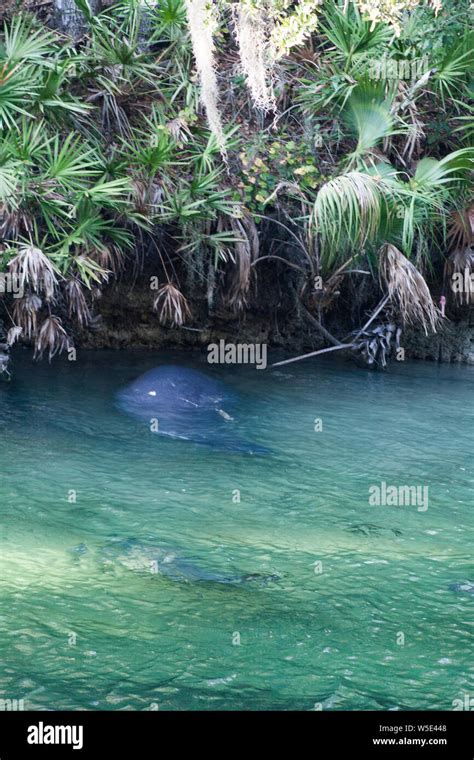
[432,30,473,105]
[12,292,42,338]
[379,243,440,334]
[6,324,22,346]
[65,278,92,325]
[34,315,70,361]
[2,15,58,67]
[444,246,474,306]
[8,244,59,299]
[0,66,38,129]
[313,170,396,268]
[221,211,259,312]
[319,2,391,65]
[343,89,398,165]
[153,282,191,326]
[411,148,474,192]
[447,205,474,252]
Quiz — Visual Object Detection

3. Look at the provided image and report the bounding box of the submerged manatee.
[449,581,474,595]
[116,365,270,454]
[345,523,403,537]
[100,538,280,587]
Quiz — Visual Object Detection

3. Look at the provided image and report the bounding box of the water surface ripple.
[0,351,472,710]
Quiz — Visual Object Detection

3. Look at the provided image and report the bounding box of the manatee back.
[116,365,236,416]
[115,365,271,454]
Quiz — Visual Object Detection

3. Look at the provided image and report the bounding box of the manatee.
[101,538,280,587]
[449,581,474,595]
[345,523,403,537]
[116,365,270,454]
[68,542,89,563]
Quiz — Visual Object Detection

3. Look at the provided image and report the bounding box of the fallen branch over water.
[273,294,394,368]
[350,295,390,342]
[300,303,342,347]
[272,343,354,367]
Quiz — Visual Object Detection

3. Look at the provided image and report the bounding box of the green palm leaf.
[411,148,474,191]
[2,15,58,66]
[343,90,399,165]
[313,171,397,269]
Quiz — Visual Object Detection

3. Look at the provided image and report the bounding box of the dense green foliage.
[0,0,472,360]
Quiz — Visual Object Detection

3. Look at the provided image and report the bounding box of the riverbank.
[70,278,474,365]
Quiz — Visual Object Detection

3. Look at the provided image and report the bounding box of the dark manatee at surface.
[116,365,270,454]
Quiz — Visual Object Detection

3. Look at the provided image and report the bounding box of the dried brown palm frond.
[64,279,92,327]
[222,212,259,312]
[153,283,191,327]
[394,81,426,164]
[166,117,192,145]
[34,316,70,361]
[91,287,103,301]
[0,206,32,240]
[8,245,59,300]
[130,178,146,210]
[447,205,474,252]
[12,293,42,338]
[89,245,125,274]
[379,244,441,334]
[100,91,132,137]
[401,106,425,165]
[130,179,164,217]
[444,246,474,306]
[6,325,22,347]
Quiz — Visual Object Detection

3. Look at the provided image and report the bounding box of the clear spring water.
[0,349,472,711]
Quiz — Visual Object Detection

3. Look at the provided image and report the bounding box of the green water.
[0,350,472,711]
